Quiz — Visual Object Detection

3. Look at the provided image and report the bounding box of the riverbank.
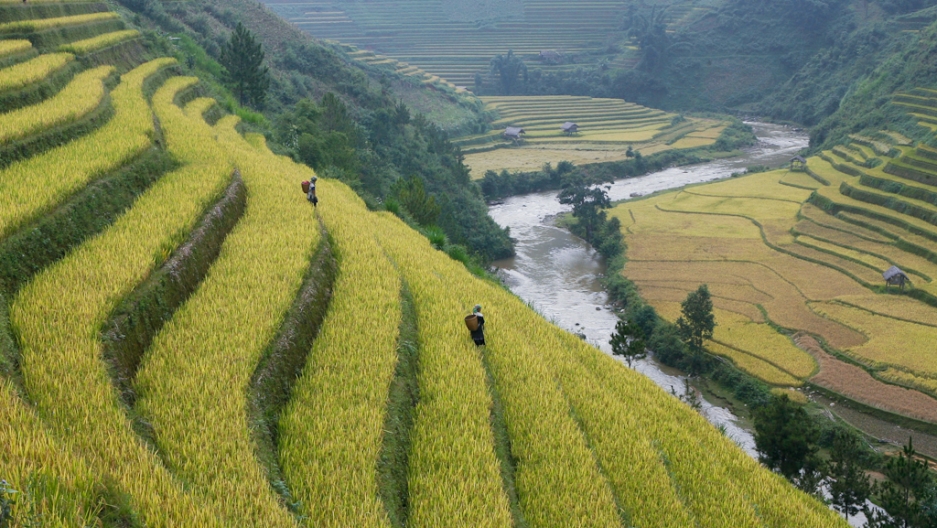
[487,121,937,462]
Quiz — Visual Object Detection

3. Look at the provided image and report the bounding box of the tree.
[393,176,440,227]
[676,285,715,374]
[865,438,937,528]
[828,429,872,521]
[753,394,824,494]
[489,50,528,95]
[219,22,270,108]
[609,318,646,368]
[557,178,611,243]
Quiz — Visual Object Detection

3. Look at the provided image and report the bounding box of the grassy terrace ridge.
[0,11,118,34]
[0,64,113,144]
[58,28,140,54]
[0,57,176,240]
[0,51,73,92]
[133,113,317,526]
[7,72,233,524]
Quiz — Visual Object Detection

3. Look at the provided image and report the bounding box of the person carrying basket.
[465,304,486,346]
[302,176,319,207]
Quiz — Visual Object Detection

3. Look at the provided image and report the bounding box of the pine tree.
[865,438,937,528]
[828,429,871,521]
[753,394,824,494]
[676,284,715,374]
[219,23,270,108]
[609,318,646,368]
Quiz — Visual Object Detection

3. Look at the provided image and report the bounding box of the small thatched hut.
[504,126,525,142]
[884,266,909,289]
[561,122,579,135]
[790,155,807,172]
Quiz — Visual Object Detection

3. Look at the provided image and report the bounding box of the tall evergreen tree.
[219,22,270,108]
[676,284,715,374]
[609,318,647,368]
[489,50,528,95]
[828,429,872,521]
[753,394,824,494]
[866,438,937,528]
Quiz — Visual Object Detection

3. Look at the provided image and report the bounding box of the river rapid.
[487,122,808,458]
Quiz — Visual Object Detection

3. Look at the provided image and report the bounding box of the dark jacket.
[471,313,485,345]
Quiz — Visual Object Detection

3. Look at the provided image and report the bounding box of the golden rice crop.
[366,204,842,527]
[58,29,140,54]
[0,64,112,145]
[627,202,761,239]
[375,212,625,527]
[369,214,514,528]
[812,302,937,376]
[0,52,73,92]
[650,301,804,385]
[245,132,267,150]
[625,233,770,261]
[816,177,937,239]
[0,12,119,34]
[795,235,891,270]
[279,180,400,527]
[802,224,937,282]
[664,189,803,223]
[624,259,867,349]
[185,96,217,118]
[784,238,888,287]
[561,331,846,527]
[133,115,313,526]
[0,380,100,526]
[780,170,823,189]
[836,294,937,328]
[10,75,233,527]
[837,211,937,252]
[0,39,31,58]
[642,284,767,323]
[880,368,937,397]
[800,204,887,240]
[0,57,174,239]
[711,308,815,380]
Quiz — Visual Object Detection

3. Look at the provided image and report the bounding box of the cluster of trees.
[755,394,937,527]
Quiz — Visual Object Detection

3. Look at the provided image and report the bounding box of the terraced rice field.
[457,96,727,177]
[0,1,849,525]
[260,0,715,89]
[611,117,937,421]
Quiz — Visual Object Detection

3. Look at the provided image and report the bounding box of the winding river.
[487,122,808,457]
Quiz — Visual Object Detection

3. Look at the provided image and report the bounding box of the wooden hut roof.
[883,265,908,281]
[791,155,807,163]
[504,126,525,137]
[561,122,578,131]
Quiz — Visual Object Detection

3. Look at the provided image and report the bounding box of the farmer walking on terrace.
[465,304,486,346]
[306,176,318,207]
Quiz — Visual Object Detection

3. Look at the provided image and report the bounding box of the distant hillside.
[255,0,937,150]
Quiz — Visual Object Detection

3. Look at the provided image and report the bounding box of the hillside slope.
[0,1,850,526]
